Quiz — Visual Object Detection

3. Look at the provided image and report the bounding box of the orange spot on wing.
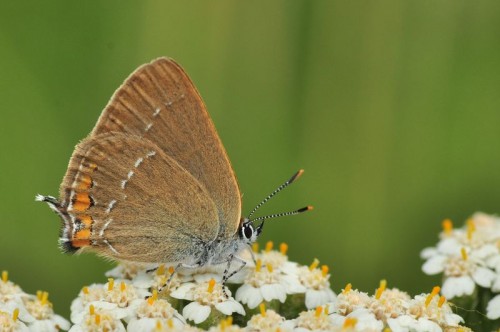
[74,228,90,240]
[73,192,91,211]
[78,215,93,228]
[77,174,93,190]
[72,239,90,247]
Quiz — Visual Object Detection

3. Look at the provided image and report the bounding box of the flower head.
[407,287,464,328]
[293,305,335,331]
[70,278,149,325]
[296,259,336,309]
[171,279,245,324]
[236,258,304,309]
[368,281,410,322]
[246,303,294,331]
[23,290,70,331]
[0,309,28,332]
[421,216,499,299]
[328,284,372,316]
[127,289,185,330]
[68,304,126,332]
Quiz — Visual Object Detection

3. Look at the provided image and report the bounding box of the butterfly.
[37,57,310,286]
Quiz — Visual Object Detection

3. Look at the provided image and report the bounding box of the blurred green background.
[1,0,500,318]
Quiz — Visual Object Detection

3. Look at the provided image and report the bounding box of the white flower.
[69,304,125,332]
[0,271,28,308]
[127,291,185,330]
[328,285,372,316]
[0,309,29,332]
[132,265,186,294]
[246,304,294,331]
[170,279,245,324]
[70,279,149,324]
[256,242,299,275]
[235,259,304,309]
[22,291,70,331]
[330,308,383,331]
[292,305,334,331]
[369,286,410,322]
[70,284,106,323]
[421,226,497,299]
[296,259,336,309]
[407,288,463,328]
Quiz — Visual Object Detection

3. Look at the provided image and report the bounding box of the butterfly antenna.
[247,169,304,219]
[252,205,313,235]
[250,206,313,223]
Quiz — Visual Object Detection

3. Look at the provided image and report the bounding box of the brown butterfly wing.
[90,58,241,238]
[59,132,219,263]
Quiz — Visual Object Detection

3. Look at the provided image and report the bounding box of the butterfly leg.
[246,244,258,265]
[221,255,247,298]
[157,262,200,293]
[146,266,159,273]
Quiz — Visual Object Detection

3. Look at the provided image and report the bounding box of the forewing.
[58,132,219,263]
[90,58,241,237]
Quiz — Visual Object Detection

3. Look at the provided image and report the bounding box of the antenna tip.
[298,205,314,213]
[290,169,305,183]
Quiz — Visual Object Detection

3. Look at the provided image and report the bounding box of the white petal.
[215,300,245,316]
[131,272,154,289]
[236,284,263,309]
[236,284,264,309]
[487,295,500,319]
[437,238,461,255]
[420,247,438,259]
[193,273,222,284]
[305,290,322,309]
[281,275,306,294]
[471,244,498,259]
[127,318,157,331]
[421,255,446,275]
[1,301,34,324]
[329,313,346,327]
[415,318,442,332]
[182,302,211,324]
[388,315,415,332]
[444,312,464,326]
[472,267,496,288]
[492,276,500,292]
[170,283,195,300]
[53,315,71,330]
[248,291,264,309]
[441,276,475,298]
[280,262,299,275]
[68,326,83,332]
[347,309,383,331]
[486,254,500,272]
[261,284,286,303]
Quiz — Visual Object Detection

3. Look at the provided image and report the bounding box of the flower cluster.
[0,271,70,331]
[328,283,468,331]
[421,212,500,319]
[3,238,474,331]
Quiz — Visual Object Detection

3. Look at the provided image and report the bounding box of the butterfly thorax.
[189,234,245,267]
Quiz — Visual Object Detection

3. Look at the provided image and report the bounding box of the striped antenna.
[247,169,304,218]
[250,206,313,223]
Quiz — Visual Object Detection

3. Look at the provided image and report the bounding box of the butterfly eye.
[242,224,254,240]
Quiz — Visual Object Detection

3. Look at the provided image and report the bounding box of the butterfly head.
[237,170,313,245]
[238,217,261,244]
